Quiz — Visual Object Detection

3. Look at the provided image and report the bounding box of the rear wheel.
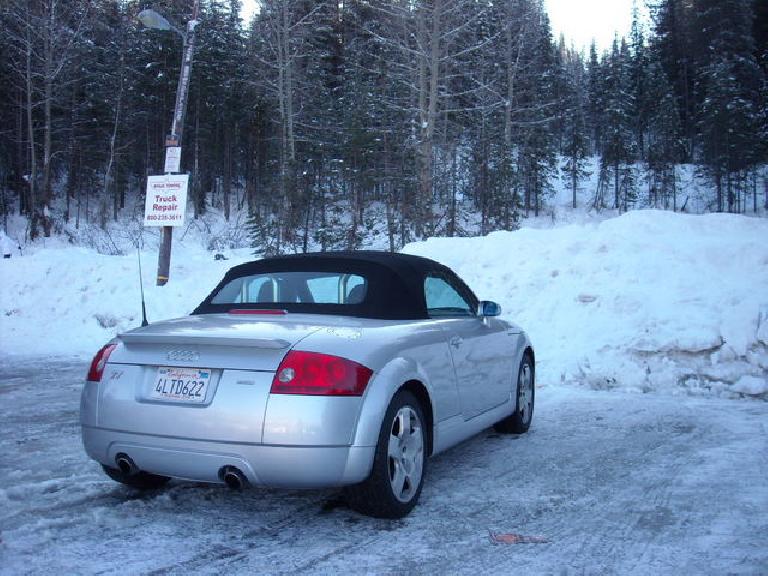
[345,390,426,518]
[494,352,534,434]
[101,465,170,490]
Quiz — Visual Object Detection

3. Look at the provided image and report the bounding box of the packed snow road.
[1,359,766,575]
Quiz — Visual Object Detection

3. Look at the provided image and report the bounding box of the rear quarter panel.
[293,319,462,448]
[295,317,534,452]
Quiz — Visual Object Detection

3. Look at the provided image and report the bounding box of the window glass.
[424,275,473,316]
[211,272,367,305]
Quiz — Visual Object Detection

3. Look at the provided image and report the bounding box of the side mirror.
[478,300,502,317]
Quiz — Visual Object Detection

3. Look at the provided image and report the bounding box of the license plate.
[149,367,211,404]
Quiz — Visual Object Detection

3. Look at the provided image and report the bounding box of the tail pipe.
[115,453,139,477]
[219,466,248,490]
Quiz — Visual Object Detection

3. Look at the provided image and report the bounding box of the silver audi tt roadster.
[81,252,535,518]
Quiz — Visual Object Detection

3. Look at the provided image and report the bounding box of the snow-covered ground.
[2,209,766,398]
[1,208,767,574]
[0,361,766,575]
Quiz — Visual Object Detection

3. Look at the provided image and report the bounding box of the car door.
[424,274,513,420]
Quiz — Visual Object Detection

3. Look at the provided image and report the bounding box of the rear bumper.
[81,425,375,488]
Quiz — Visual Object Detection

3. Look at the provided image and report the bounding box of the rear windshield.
[210,271,367,306]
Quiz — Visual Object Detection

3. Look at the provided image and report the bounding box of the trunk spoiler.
[118,332,292,350]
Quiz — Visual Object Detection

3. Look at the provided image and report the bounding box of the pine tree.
[629,0,650,161]
[560,49,590,208]
[586,41,604,155]
[514,7,558,217]
[601,36,636,212]
[193,0,246,222]
[695,0,765,212]
[646,60,683,209]
[649,0,696,159]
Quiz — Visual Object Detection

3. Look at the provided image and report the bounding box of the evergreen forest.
[1,0,766,253]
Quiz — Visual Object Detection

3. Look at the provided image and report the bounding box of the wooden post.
[157,0,200,286]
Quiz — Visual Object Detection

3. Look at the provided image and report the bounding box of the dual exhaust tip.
[219,465,248,490]
[114,454,249,490]
[116,453,139,477]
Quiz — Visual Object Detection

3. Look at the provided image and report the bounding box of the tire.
[493,352,535,434]
[101,465,171,490]
[345,390,427,519]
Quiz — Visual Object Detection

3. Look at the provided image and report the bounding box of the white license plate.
[149,367,211,404]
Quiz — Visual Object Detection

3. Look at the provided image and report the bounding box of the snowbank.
[403,210,768,398]
[0,241,252,359]
[1,210,766,398]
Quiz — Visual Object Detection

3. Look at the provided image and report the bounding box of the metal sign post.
[153,0,200,286]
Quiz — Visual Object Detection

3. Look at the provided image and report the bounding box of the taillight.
[271,351,373,396]
[87,343,117,382]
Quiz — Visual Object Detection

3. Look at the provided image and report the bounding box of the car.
[80,251,535,518]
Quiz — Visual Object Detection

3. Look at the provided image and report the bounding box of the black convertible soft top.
[193,251,478,320]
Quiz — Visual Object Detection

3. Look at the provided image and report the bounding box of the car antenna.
[137,246,149,327]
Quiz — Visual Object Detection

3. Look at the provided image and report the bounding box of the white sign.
[144,175,189,227]
[164,146,181,173]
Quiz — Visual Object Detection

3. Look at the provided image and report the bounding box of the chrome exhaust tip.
[220,466,248,490]
[115,453,139,477]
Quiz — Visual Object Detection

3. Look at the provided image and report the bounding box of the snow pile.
[1,210,766,398]
[0,241,252,359]
[403,210,768,398]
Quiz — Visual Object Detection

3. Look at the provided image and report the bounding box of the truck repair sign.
[144,175,189,226]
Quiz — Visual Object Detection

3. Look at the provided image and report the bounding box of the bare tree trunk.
[1,177,7,233]
[448,142,457,237]
[386,185,397,253]
[416,0,442,239]
[524,167,531,215]
[571,158,578,209]
[272,1,298,242]
[15,86,27,216]
[193,91,202,219]
[40,0,57,237]
[752,169,757,214]
[104,55,124,223]
[65,83,79,222]
[672,174,677,212]
[479,119,489,235]
[255,111,267,214]
[302,174,311,253]
[382,132,397,252]
[75,179,80,230]
[319,164,328,252]
[764,168,768,212]
[223,131,231,221]
[716,170,722,212]
[279,5,295,163]
[24,9,38,239]
[504,1,524,149]
[727,171,734,213]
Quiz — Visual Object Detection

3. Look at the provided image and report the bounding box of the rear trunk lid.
[112,313,318,370]
[96,314,322,443]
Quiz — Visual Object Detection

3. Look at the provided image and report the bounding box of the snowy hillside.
[1,210,766,398]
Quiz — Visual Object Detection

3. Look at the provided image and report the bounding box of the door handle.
[449,335,463,349]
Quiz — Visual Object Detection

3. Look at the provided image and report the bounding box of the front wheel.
[345,390,427,518]
[494,352,535,434]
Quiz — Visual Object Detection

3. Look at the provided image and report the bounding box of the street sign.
[164,146,181,173]
[144,174,189,227]
[165,134,180,147]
